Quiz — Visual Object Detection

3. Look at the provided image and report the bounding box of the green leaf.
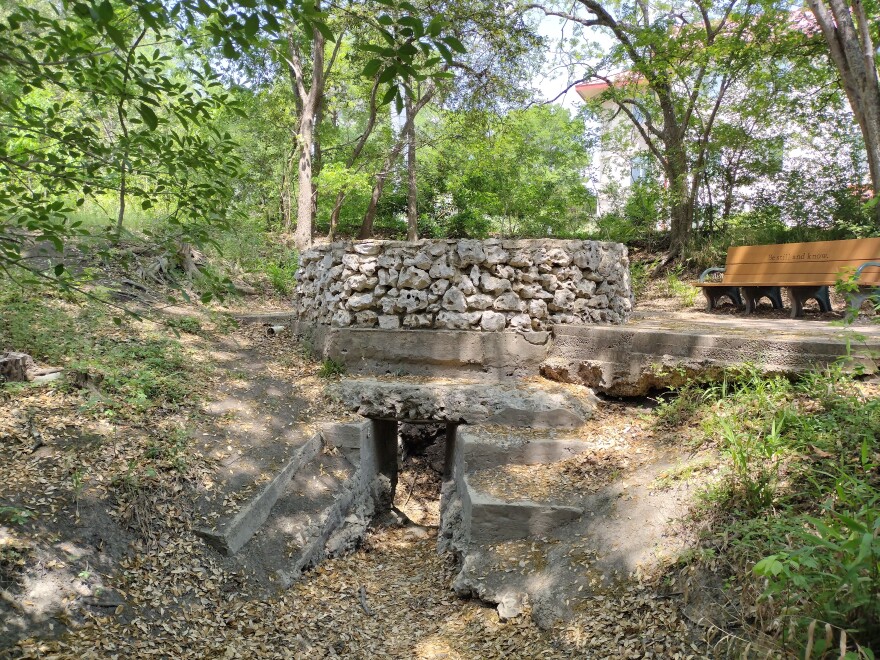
[313,20,334,42]
[96,0,114,22]
[138,103,158,130]
[361,59,382,78]
[753,555,784,577]
[54,263,65,276]
[377,14,393,26]
[444,35,466,54]
[243,13,259,38]
[222,38,236,59]
[427,15,443,37]
[398,15,424,37]
[381,85,397,106]
[435,41,452,63]
[378,66,397,84]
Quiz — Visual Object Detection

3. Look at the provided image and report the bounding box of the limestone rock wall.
[293,239,632,331]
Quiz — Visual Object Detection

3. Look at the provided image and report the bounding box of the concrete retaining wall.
[292,239,632,331]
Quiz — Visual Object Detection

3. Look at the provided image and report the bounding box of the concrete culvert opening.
[394,422,448,527]
[367,418,458,529]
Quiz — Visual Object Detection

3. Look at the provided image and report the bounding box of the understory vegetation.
[2,266,879,656]
[656,363,880,656]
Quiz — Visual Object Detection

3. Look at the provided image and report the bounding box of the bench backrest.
[722,238,880,286]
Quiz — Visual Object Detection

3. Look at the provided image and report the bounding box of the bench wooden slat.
[699,279,880,287]
[720,262,880,285]
[726,237,880,264]
[693,237,880,317]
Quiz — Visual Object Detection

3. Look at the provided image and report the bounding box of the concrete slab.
[547,314,880,395]
[334,378,596,427]
[292,322,551,378]
[293,312,880,396]
[195,432,322,555]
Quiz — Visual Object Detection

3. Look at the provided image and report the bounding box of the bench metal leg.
[845,286,880,316]
[742,286,784,315]
[787,286,832,319]
[703,286,743,311]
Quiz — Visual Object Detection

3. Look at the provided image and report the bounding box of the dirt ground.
[0,292,747,659]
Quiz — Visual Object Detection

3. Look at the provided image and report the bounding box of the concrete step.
[335,378,597,427]
[195,433,322,555]
[460,474,583,543]
[454,426,595,473]
[440,427,598,548]
[245,447,361,585]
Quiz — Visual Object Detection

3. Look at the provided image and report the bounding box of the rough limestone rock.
[480,311,506,331]
[442,287,467,312]
[292,239,632,330]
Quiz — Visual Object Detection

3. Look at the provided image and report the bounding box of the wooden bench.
[693,237,880,318]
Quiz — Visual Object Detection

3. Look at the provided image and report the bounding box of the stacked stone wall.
[292,239,632,331]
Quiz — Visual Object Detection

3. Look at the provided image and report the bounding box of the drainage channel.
[198,377,685,629]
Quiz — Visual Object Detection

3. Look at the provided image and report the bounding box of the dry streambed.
[3,313,713,658]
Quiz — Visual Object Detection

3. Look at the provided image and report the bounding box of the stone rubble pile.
[293,239,632,331]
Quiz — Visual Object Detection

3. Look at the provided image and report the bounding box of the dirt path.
[3,312,713,659]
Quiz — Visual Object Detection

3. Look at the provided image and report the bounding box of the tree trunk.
[808,0,880,223]
[405,92,418,242]
[287,27,326,252]
[177,241,199,277]
[295,102,316,251]
[666,144,692,257]
[0,352,35,383]
[359,82,435,239]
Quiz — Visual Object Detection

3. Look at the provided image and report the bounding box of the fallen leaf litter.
[3,310,711,658]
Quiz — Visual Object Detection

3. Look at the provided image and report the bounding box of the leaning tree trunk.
[359,82,435,239]
[807,0,880,224]
[405,92,418,242]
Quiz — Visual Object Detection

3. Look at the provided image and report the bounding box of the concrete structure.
[290,313,880,394]
[334,379,596,426]
[544,315,880,395]
[292,238,633,331]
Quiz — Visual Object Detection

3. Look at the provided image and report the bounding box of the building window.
[631,155,650,183]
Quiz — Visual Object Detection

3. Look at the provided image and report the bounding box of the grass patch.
[318,358,345,378]
[0,283,200,417]
[665,364,880,655]
[164,315,203,335]
[664,265,700,307]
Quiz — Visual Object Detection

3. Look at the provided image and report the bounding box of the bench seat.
[693,237,880,318]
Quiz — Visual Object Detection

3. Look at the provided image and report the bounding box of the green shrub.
[318,358,345,378]
[0,284,197,416]
[669,363,880,655]
[266,259,298,295]
[754,479,880,652]
[164,315,203,335]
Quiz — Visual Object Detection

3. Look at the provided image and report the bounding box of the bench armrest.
[855,261,880,281]
[698,267,726,283]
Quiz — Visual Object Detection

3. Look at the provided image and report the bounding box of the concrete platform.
[290,312,880,396]
[547,311,880,395]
